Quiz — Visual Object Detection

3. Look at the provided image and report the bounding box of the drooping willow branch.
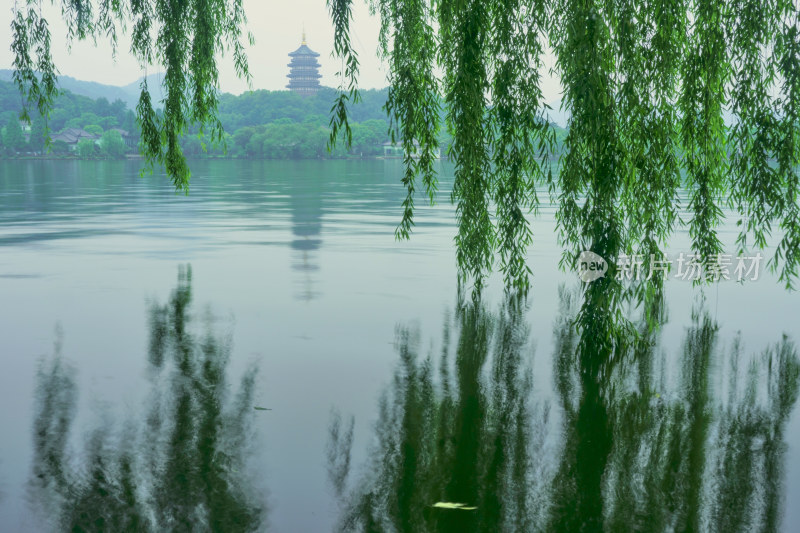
[329,0,800,297]
[327,0,361,149]
[10,0,253,191]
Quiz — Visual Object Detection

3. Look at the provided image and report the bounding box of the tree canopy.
[2,116,25,152]
[0,79,136,135]
[100,129,127,157]
[328,0,800,299]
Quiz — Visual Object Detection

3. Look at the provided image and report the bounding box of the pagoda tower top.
[286,32,321,96]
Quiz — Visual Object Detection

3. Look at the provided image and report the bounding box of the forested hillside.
[0,80,405,158]
[208,87,402,158]
[1,78,563,159]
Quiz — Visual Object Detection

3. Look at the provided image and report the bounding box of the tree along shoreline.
[2,80,569,162]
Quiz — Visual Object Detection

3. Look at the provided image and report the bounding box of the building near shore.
[382,141,442,160]
[50,128,99,150]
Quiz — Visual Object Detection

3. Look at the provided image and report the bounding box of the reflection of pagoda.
[286,31,322,96]
[288,165,325,301]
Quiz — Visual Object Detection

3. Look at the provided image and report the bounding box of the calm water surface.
[0,159,798,532]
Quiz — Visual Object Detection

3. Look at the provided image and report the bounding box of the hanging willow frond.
[327,0,361,150]
[329,2,799,290]
[383,0,440,241]
[772,5,800,288]
[679,0,729,276]
[442,0,494,295]
[488,0,554,292]
[328,0,800,360]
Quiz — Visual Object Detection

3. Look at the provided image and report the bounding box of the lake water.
[0,159,798,532]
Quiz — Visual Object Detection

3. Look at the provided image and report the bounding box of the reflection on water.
[328,297,542,532]
[3,160,799,531]
[289,170,325,302]
[28,266,266,532]
[329,289,800,532]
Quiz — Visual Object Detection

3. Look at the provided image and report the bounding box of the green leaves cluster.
[10,0,253,191]
[330,0,800,296]
[331,0,556,293]
[2,116,26,152]
[100,128,127,157]
[381,0,440,243]
[328,0,361,148]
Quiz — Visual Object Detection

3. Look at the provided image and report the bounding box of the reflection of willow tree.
[331,289,800,532]
[327,297,545,532]
[550,289,800,533]
[28,266,266,532]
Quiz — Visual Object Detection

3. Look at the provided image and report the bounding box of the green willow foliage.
[329,0,800,294]
[10,0,252,190]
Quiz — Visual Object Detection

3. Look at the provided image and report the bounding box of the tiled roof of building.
[51,128,99,144]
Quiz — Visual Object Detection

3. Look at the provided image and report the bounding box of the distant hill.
[0,70,572,126]
[0,70,165,110]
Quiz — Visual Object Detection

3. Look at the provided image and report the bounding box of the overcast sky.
[0,1,390,92]
[0,1,562,102]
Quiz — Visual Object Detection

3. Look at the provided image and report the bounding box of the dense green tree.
[64,118,83,130]
[100,130,127,158]
[76,138,97,158]
[84,124,103,136]
[79,113,101,128]
[350,122,382,155]
[246,132,266,157]
[109,98,127,120]
[3,117,25,153]
[28,115,47,154]
[216,87,390,131]
[97,116,118,130]
[2,79,144,152]
[0,78,399,160]
[181,135,204,157]
[47,108,70,131]
[233,126,258,154]
[50,139,69,154]
[121,109,137,133]
[93,96,111,117]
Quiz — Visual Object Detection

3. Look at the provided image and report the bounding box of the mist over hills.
[0,70,166,110]
[0,70,571,126]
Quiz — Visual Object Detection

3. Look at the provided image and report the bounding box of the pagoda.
[286,31,322,96]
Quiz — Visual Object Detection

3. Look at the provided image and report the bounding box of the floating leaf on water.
[432,502,477,510]
[253,406,272,411]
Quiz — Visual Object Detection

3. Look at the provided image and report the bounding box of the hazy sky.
[0,1,389,92]
[0,1,562,102]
